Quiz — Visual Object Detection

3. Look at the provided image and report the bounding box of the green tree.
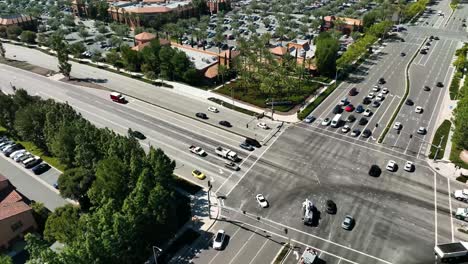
[94,34,106,43]
[0,254,13,264]
[14,104,47,150]
[57,40,72,79]
[44,205,81,244]
[6,25,22,40]
[105,50,122,69]
[69,42,86,58]
[452,96,468,150]
[315,33,339,77]
[97,25,108,34]
[20,30,36,44]
[109,35,123,49]
[78,27,89,41]
[31,202,50,233]
[88,157,129,206]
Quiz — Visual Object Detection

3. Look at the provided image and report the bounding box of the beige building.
[0,174,37,250]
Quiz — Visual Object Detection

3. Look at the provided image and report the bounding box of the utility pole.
[433,135,445,161]
[271,97,274,121]
[207,180,212,219]
[152,246,162,264]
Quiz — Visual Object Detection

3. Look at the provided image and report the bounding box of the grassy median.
[429,119,451,159]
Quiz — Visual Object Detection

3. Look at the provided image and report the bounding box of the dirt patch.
[59,77,110,90]
[0,58,55,76]
[461,150,468,164]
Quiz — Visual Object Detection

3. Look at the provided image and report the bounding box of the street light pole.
[433,135,445,161]
[152,246,162,264]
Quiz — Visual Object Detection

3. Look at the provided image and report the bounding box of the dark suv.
[369,165,381,177]
[196,112,208,119]
[326,200,337,214]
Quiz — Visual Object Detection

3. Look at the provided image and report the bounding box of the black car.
[424,86,431,91]
[434,36,439,40]
[420,49,427,55]
[128,130,146,140]
[346,115,356,123]
[348,87,358,96]
[371,101,380,108]
[362,97,372,105]
[400,52,406,57]
[378,78,385,85]
[239,142,254,151]
[32,163,51,175]
[425,42,431,46]
[358,117,368,126]
[436,82,444,87]
[4,144,24,156]
[326,200,337,214]
[245,137,261,148]
[196,112,208,119]
[405,99,414,106]
[219,121,232,127]
[332,105,342,114]
[368,165,381,177]
[362,129,372,138]
[25,158,42,169]
[429,35,434,40]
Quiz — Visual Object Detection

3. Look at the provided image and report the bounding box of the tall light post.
[152,246,162,264]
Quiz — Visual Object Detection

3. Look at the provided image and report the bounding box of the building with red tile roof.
[0,174,37,250]
[323,16,363,34]
[0,14,37,29]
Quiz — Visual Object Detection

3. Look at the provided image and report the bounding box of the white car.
[9,149,25,158]
[321,118,331,126]
[415,106,423,113]
[386,160,397,171]
[363,109,372,117]
[376,93,384,101]
[341,125,350,133]
[256,194,269,208]
[417,127,426,135]
[382,87,389,94]
[404,161,414,172]
[372,85,380,92]
[257,122,269,129]
[208,106,219,113]
[304,115,315,123]
[213,230,226,250]
[393,122,402,130]
[13,152,30,162]
[367,92,375,99]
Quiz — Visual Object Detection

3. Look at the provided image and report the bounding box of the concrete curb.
[377,37,427,143]
[270,243,290,264]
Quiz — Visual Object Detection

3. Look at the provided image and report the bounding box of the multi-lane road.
[0,0,467,263]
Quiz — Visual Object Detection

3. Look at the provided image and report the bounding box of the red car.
[345,104,354,112]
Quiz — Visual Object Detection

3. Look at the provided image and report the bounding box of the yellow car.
[192,169,206,180]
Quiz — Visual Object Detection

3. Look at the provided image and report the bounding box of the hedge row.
[297,84,337,120]
[429,119,451,159]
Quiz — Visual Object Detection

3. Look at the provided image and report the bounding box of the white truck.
[454,190,468,202]
[302,199,314,225]
[189,145,206,156]
[215,146,240,162]
[435,242,468,263]
[455,208,468,221]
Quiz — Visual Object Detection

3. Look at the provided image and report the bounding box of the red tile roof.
[204,64,218,79]
[0,14,35,26]
[270,46,288,56]
[132,38,171,51]
[125,7,172,14]
[135,32,156,41]
[0,174,7,182]
[0,190,22,206]
[0,201,31,221]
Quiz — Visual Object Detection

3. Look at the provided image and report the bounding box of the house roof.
[204,64,218,79]
[0,14,35,26]
[0,190,23,206]
[132,38,171,51]
[135,32,156,41]
[125,6,172,14]
[323,16,363,26]
[0,174,7,183]
[0,201,31,221]
[219,49,240,59]
[270,46,288,56]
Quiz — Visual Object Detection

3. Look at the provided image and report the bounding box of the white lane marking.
[221,127,286,196]
[448,178,454,242]
[293,251,300,260]
[368,95,398,143]
[234,218,363,264]
[228,231,257,264]
[248,239,270,264]
[208,225,244,264]
[434,168,438,245]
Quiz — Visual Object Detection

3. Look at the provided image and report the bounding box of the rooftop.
[110,0,192,13]
[0,14,35,26]
[173,45,219,70]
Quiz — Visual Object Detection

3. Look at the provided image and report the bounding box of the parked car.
[358,117,368,126]
[382,87,389,94]
[400,52,406,57]
[405,99,414,106]
[321,118,331,126]
[16,153,32,163]
[213,230,226,250]
[333,105,342,114]
[128,130,146,140]
[10,150,26,159]
[372,85,380,92]
[415,106,423,113]
[363,109,372,117]
[346,115,356,123]
[355,105,364,113]
[341,125,350,133]
[344,104,354,112]
[417,127,426,135]
[4,144,24,157]
[351,129,360,137]
[342,215,355,230]
[25,158,42,169]
[245,137,261,148]
[362,97,372,105]
[424,86,431,91]
[326,200,337,214]
[378,78,385,84]
[386,160,397,171]
[219,121,232,127]
[32,163,51,175]
[235,140,253,151]
[256,194,269,208]
[368,165,381,177]
[362,129,372,138]
[393,122,402,130]
[436,82,444,87]
[372,101,380,108]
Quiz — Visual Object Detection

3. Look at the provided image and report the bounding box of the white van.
[331,114,342,128]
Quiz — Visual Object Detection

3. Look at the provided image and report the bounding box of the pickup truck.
[189,146,206,156]
[454,189,468,202]
[455,208,468,221]
[215,146,240,162]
